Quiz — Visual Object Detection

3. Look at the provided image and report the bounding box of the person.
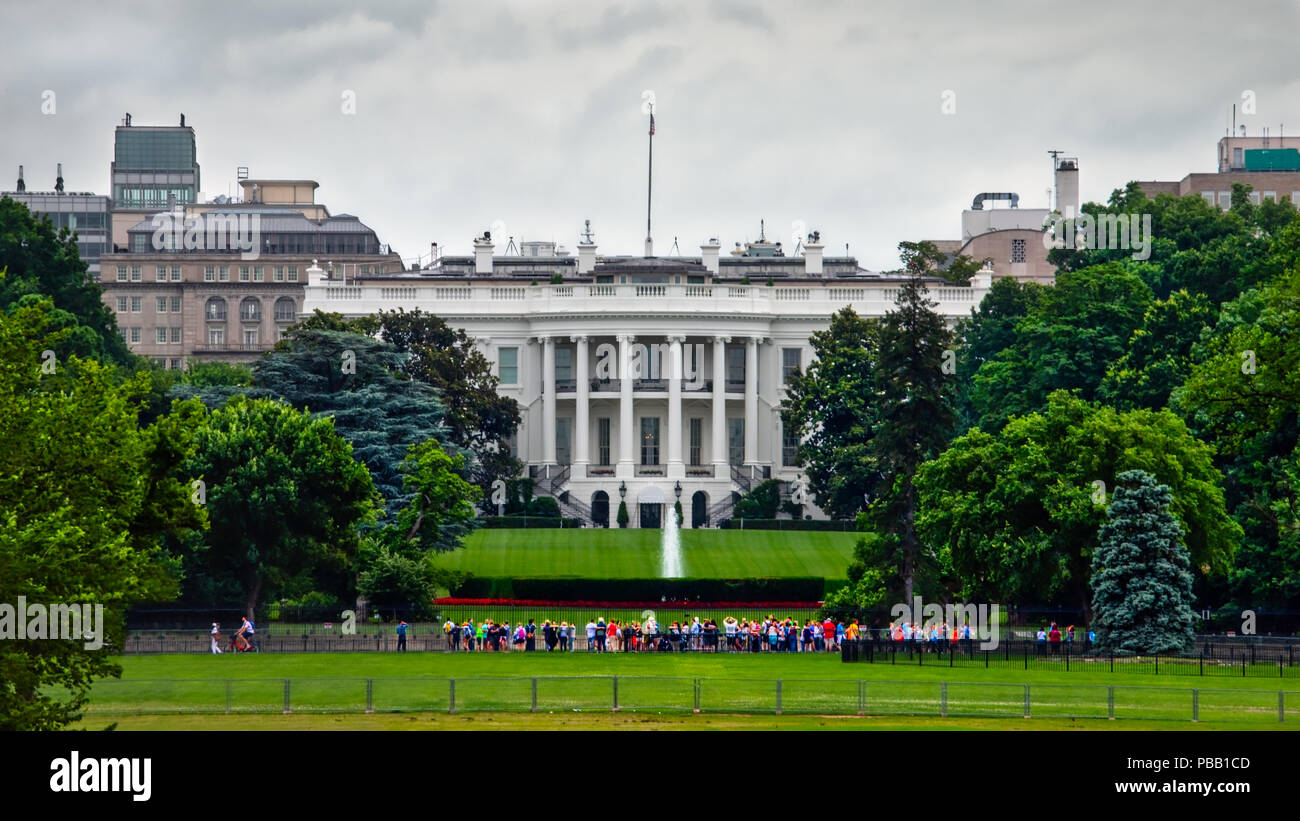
[608,620,619,652]
[557,621,568,652]
[477,620,488,651]
[1087,629,1096,644]
[723,616,738,651]
[1036,627,1047,655]
[1048,623,1062,655]
[567,622,576,651]
[396,620,408,652]
[585,619,598,652]
[444,618,458,651]
[514,623,527,650]
[836,620,846,651]
[525,619,537,652]
[210,622,223,654]
[236,615,255,652]
[1066,624,1075,644]
[822,617,835,652]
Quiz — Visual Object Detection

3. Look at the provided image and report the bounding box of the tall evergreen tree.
[1090,470,1197,654]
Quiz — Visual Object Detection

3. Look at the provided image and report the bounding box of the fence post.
[282,679,291,715]
[531,678,538,713]
[941,682,948,718]
[1243,652,1247,678]
[1155,654,1158,675]
[1192,689,1198,722]
[225,680,232,715]
[775,680,783,715]
[365,679,374,714]
[1065,647,1069,672]
[612,676,619,712]
[1024,643,1028,670]
[449,679,456,714]
[985,650,989,669]
[1108,685,1114,719]
[1281,692,1286,723]
[1023,684,1030,718]
[857,680,865,716]
[1200,653,1204,677]
[693,679,701,713]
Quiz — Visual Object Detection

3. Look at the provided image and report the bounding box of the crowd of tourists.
[439,615,862,652]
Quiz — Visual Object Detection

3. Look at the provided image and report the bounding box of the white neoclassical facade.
[302,230,993,527]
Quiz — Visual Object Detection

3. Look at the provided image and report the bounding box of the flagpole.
[646,104,654,257]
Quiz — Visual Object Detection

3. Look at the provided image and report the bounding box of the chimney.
[306,259,326,286]
[474,232,495,274]
[700,238,720,274]
[55,163,64,193]
[430,242,439,267]
[802,231,824,276]
[15,165,24,193]
[1054,157,1079,219]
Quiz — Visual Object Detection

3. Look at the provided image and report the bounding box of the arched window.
[205,297,227,320]
[274,297,297,322]
[239,297,261,321]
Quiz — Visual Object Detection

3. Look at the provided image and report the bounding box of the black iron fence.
[841,638,1300,678]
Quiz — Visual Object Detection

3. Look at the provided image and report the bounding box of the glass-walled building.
[110,117,200,250]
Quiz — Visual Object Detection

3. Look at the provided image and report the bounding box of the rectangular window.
[689,418,702,466]
[130,327,141,343]
[1011,238,1027,264]
[243,328,259,346]
[156,266,167,282]
[274,266,284,282]
[782,347,802,384]
[1233,146,1243,168]
[728,418,744,466]
[204,265,215,282]
[116,296,127,312]
[171,266,182,281]
[726,347,745,386]
[287,266,298,282]
[171,327,181,344]
[598,417,611,466]
[156,297,168,313]
[1218,191,1232,209]
[170,296,181,312]
[170,358,181,370]
[239,265,250,282]
[130,296,142,312]
[132,235,146,252]
[555,347,572,382]
[116,266,127,282]
[156,327,167,344]
[1263,191,1277,202]
[1201,191,1217,207]
[1249,191,1261,206]
[130,266,142,282]
[208,328,224,346]
[218,266,229,282]
[640,416,660,466]
[253,266,264,282]
[782,423,799,467]
[118,328,128,341]
[498,347,518,384]
[556,418,571,466]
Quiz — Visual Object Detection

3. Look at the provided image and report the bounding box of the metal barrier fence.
[842,639,1300,678]
[80,675,1300,723]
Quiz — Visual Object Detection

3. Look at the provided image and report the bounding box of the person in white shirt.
[585,620,598,652]
[210,622,223,654]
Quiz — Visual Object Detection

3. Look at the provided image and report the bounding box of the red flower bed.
[434,598,822,609]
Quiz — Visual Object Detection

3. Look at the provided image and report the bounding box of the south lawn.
[431,528,858,579]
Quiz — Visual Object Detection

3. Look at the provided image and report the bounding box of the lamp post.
[619,481,627,499]
[674,481,682,499]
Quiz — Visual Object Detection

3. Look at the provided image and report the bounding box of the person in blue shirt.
[396,620,408,652]
[525,619,536,652]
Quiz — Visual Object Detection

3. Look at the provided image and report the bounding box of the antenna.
[645,102,655,256]
[55,163,64,193]
[15,165,24,193]
[581,219,594,244]
[759,219,766,242]
[505,236,519,255]
[670,236,680,255]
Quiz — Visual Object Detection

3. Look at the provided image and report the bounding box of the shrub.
[617,500,629,528]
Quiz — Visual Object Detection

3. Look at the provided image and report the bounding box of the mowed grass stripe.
[440,529,858,579]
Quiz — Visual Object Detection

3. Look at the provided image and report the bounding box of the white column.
[712,335,728,472]
[541,336,556,465]
[573,335,589,473]
[617,334,635,479]
[667,335,685,479]
[744,336,759,467]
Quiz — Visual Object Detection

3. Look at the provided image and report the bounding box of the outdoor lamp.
[674,480,682,498]
[619,481,627,499]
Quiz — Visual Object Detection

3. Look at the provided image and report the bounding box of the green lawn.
[65,653,1300,729]
[437,528,858,579]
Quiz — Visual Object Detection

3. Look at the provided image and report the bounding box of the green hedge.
[718,518,856,532]
[479,516,582,529]
[449,576,830,601]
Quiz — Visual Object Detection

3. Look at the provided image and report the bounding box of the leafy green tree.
[916,391,1238,614]
[181,396,380,614]
[0,299,204,729]
[356,544,439,620]
[734,479,781,519]
[819,532,890,620]
[897,240,986,285]
[1099,289,1215,411]
[1090,470,1197,654]
[0,198,133,365]
[616,500,629,528]
[183,361,253,388]
[388,441,481,555]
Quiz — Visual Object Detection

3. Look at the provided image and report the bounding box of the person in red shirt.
[1048,623,1062,655]
[822,618,836,651]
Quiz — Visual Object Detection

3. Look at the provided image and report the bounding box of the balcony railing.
[635,464,665,476]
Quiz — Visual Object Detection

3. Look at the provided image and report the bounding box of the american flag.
[649,112,655,136]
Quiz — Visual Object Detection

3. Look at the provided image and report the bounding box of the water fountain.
[660,502,682,578]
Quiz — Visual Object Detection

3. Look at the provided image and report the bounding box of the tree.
[1099,289,1215,411]
[0,198,133,365]
[180,396,380,615]
[864,273,957,602]
[616,500,629,528]
[819,532,890,621]
[897,240,986,285]
[356,544,439,620]
[673,499,684,527]
[781,307,881,518]
[0,299,204,729]
[915,391,1238,614]
[734,479,781,519]
[1090,470,1197,654]
[388,441,481,555]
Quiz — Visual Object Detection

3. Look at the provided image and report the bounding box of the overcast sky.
[3,0,1299,271]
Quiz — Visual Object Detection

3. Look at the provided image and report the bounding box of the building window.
[130,327,141,344]
[132,235,147,253]
[156,266,167,282]
[130,266,142,282]
[1249,191,1261,206]
[208,328,224,346]
[1233,147,1243,168]
[556,418,571,466]
[1263,191,1277,202]
[726,347,745,386]
[689,418,702,466]
[130,296,142,312]
[170,296,181,312]
[171,266,182,281]
[118,328,128,341]
[156,328,167,344]
[498,347,518,384]
[171,327,181,344]
[156,297,168,313]
[1218,191,1232,209]
[1202,191,1216,207]
[204,265,215,282]
[274,297,296,321]
[640,416,660,465]
[243,328,259,346]
[782,423,799,467]
[116,296,127,312]
[274,266,284,282]
[206,297,227,320]
[598,417,611,465]
[1011,238,1026,264]
[239,297,261,321]
[728,418,744,466]
[170,358,182,370]
[219,266,230,282]
[239,265,250,282]
[253,266,264,282]
[287,266,298,282]
[555,347,572,382]
[782,348,802,384]
[117,266,127,282]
